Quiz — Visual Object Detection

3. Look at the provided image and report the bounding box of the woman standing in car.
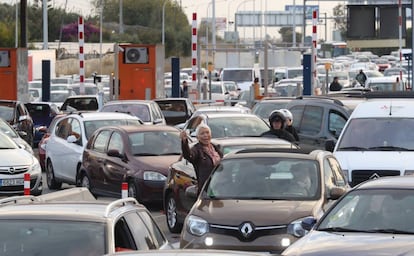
[180,124,223,195]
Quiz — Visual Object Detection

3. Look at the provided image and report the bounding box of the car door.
[291,104,325,148]
[103,131,129,196]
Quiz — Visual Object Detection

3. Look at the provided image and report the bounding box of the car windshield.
[102,104,151,122]
[369,82,404,91]
[129,130,181,156]
[206,158,320,200]
[207,116,269,138]
[157,102,186,117]
[337,118,414,151]
[84,119,141,139]
[0,120,18,138]
[0,131,18,148]
[318,189,414,234]
[0,220,106,255]
[222,70,252,83]
[0,106,14,121]
[252,102,290,120]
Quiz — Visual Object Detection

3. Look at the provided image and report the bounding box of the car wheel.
[128,181,141,203]
[46,160,62,190]
[80,173,91,190]
[166,194,183,233]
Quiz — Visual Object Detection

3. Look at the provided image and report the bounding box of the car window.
[123,213,155,250]
[114,217,138,251]
[136,211,167,248]
[289,105,304,130]
[56,118,71,139]
[70,118,82,143]
[323,158,344,190]
[92,130,111,153]
[0,106,14,121]
[108,132,123,153]
[327,157,347,187]
[299,105,323,135]
[207,116,269,138]
[328,110,347,138]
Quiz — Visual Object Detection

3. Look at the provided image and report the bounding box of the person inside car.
[261,110,296,143]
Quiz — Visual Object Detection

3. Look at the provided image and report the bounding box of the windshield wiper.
[159,152,181,156]
[365,229,414,234]
[337,146,367,151]
[133,153,158,156]
[318,227,363,232]
[367,146,410,151]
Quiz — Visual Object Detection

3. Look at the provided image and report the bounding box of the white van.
[331,99,414,187]
[220,67,260,91]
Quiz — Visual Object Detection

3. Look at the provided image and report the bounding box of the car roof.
[65,112,140,121]
[199,112,259,118]
[355,176,414,190]
[350,99,414,118]
[211,136,296,147]
[98,124,179,133]
[104,100,154,105]
[223,147,327,160]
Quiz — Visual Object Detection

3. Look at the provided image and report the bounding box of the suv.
[154,98,196,126]
[0,100,34,146]
[286,96,351,149]
[45,112,142,189]
[60,95,103,112]
[0,188,173,255]
[180,148,348,253]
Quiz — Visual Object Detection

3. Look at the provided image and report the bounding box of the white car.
[0,131,42,195]
[45,112,142,189]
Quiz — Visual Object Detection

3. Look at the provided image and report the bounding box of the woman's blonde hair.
[195,123,211,136]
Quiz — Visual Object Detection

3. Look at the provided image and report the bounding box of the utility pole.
[42,0,48,49]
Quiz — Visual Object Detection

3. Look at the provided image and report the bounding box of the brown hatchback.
[80,125,182,204]
[180,148,349,253]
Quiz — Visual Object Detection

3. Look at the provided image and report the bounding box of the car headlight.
[143,171,166,181]
[186,215,209,236]
[29,159,42,175]
[287,218,310,238]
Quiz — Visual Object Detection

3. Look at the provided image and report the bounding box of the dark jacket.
[286,125,300,142]
[329,81,342,91]
[261,129,296,143]
[181,140,223,194]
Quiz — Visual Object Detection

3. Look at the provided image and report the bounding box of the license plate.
[0,179,24,187]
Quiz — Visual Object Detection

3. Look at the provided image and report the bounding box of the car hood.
[132,155,181,175]
[283,231,414,256]
[334,151,413,170]
[1,149,35,166]
[192,199,318,225]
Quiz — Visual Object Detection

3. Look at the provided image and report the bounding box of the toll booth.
[0,48,28,101]
[114,44,165,100]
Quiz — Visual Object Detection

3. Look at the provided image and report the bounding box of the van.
[329,97,414,187]
[220,67,260,91]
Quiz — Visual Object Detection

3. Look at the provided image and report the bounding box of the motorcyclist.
[261,110,296,143]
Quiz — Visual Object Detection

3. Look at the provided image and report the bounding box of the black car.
[154,98,196,126]
[0,100,34,146]
[25,102,60,146]
[282,176,414,256]
[286,96,351,150]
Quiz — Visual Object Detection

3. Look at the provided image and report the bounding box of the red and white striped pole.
[312,10,318,94]
[78,16,85,95]
[24,173,30,196]
[191,13,198,100]
[121,182,128,199]
[398,0,403,87]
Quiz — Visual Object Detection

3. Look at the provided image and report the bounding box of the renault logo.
[8,167,15,174]
[369,173,380,180]
[239,222,254,238]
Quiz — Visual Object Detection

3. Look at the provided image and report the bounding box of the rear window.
[62,98,99,111]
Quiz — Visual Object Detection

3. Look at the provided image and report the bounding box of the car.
[68,82,99,95]
[154,98,196,126]
[282,176,414,256]
[0,100,34,147]
[0,130,42,195]
[0,188,173,255]
[163,136,299,233]
[328,97,414,187]
[60,94,103,112]
[222,80,240,105]
[29,88,42,102]
[101,100,166,126]
[49,89,77,109]
[193,105,251,116]
[45,112,142,189]
[179,148,348,253]
[25,102,60,146]
[182,113,269,139]
[365,76,407,91]
[286,96,351,150]
[251,97,295,124]
[105,249,269,256]
[80,125,182,204]
[0,117,34,154]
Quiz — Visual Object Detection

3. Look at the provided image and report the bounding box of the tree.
[333,4,347,40]
[278,27,302,46]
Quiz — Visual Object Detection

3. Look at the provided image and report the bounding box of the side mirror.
[301,216,317,231]
[185,184,198,199]
[18,115,28,122]
[329,186,347,200]
[325,139,335,152]
[67,135,78,143]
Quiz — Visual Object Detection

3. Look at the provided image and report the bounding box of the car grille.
[351,169,400,187]
[0,166,29,175]
[209,223,287,242]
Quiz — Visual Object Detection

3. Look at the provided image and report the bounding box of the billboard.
[285,5,319,19]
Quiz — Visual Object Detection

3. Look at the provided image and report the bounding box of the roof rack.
[234,147,314,155]
[104,197,139,217]
[0,195,42,206]
[295,95,345,106]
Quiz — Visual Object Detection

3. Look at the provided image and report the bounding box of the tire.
[166,193,183,233]
[80,173,91,190]
[46,160,62,189]
[128,181,141,203]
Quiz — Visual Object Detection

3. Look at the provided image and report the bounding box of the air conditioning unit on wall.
[124,47,149,64]
[0,50,10,67]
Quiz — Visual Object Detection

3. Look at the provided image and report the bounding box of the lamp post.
[162,0,167,45]
[99,0,103,74]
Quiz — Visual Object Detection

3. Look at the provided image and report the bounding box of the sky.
[3,0,346,41]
